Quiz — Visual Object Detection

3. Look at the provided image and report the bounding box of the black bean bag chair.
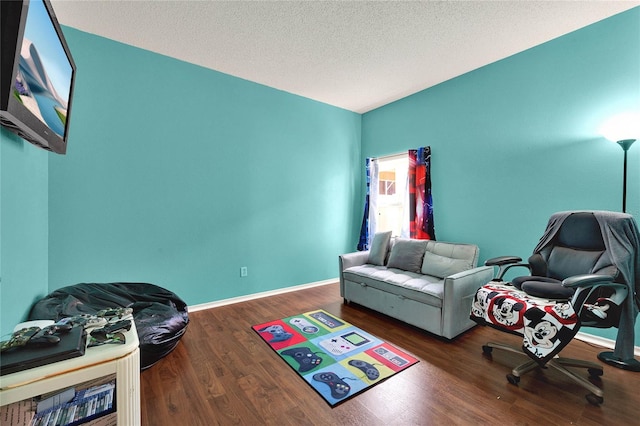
[28,282,189,370]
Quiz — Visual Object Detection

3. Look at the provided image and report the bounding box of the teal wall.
[361,8,640,342]
[46,29,362,311]
[1,8,639,347]
[0,129,50,338]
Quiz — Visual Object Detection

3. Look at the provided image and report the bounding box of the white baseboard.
[575,332,640,357]
[187,278,338,312]
[188,280,640,358]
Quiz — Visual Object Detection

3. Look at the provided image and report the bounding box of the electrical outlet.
[240,266,248,277]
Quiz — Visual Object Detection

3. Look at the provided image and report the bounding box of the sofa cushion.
[386,239,428,272]
[385,237,397,264]
[421,251,472,278]
[342,265,444,307]
[425,241,479,267]
[368,231,392,266]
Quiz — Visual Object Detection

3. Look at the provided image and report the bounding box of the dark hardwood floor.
[140,282,639,425]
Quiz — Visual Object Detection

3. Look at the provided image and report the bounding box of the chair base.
[483,342,605,404]
[597,351,640,372]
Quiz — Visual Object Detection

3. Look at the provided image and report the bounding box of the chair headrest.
[556,212,605,251]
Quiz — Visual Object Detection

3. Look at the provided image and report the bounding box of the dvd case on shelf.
[30,381,115,426]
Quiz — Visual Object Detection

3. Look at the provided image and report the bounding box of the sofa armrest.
[339,251,370,296]
[340,251,370,271]
[441,265,494,339]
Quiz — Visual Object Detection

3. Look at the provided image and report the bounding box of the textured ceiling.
[50,1,640,113]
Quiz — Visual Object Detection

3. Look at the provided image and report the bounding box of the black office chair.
[472,211,640,405]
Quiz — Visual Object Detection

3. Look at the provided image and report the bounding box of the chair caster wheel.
[588,368,603,378]
[506,374,520,385]
[586,393,603,405]
[482,345,493,354]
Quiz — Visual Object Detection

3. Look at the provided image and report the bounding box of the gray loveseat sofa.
[339,234,494,339]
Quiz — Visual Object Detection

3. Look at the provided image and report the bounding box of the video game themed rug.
[252,309,418,406]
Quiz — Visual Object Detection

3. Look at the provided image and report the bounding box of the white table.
[0,319,140,425]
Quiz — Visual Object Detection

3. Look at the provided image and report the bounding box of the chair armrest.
[338,251,370,297]
[563,273,627,299]
[485,256,522,266]
[485,256,530,281]
[563,274,629,320]
[441,266,494,339]
[562,274,616,288]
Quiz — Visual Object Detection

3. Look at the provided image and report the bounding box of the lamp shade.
[600,112,640,142]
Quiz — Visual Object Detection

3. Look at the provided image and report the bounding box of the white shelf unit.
[0,319,141,425]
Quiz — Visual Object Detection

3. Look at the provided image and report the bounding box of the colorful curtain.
[408,147,435,240]
[357,158,372,251]
[368,159,379,244]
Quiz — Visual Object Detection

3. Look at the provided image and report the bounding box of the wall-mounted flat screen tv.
[1,0,76,154]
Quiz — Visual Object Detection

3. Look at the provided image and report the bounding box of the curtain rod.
[373,152,406,161]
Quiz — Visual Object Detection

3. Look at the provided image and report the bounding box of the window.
[375,154,408,237]
[379,171,396,195]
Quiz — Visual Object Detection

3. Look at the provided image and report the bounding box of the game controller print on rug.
[252,309,419,406]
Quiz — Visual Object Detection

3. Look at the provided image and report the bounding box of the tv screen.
[1,0,76,154]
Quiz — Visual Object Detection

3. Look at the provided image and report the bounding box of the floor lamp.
[616,139,635,213]
[601,113,639,213]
